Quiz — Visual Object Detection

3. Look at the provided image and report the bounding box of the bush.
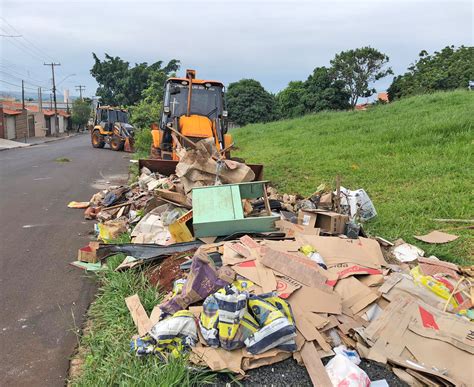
[133,128,152,157]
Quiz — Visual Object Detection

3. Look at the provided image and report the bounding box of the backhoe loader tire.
[110,136,124,151]
[91,130,105,148]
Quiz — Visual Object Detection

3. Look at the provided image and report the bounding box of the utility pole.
[44,62,61,135]
[75,85,86,100]
[21,80,25,110]
[38,87,43,112]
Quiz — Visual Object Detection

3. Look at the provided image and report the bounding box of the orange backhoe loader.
[91,106,135,152]
[150,69,233,159]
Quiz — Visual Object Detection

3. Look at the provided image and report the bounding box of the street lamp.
[56,73,76,87]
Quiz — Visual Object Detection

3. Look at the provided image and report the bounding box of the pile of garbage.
[69,140,473,386]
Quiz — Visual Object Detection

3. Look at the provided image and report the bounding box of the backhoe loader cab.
[152,69,232,160]
[91,106,135,152]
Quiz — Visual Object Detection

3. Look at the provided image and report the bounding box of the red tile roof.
[3,109,22,115]
[378,92,389,102]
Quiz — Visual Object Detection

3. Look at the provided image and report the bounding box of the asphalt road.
[0,134,130,386]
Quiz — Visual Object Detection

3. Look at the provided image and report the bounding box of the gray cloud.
[1,0,472,98]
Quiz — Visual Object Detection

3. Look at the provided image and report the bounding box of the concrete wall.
[32,112,47,137]
[0,108,5,139]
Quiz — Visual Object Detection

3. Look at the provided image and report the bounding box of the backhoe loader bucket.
[138,159,264,181]
[124,137,134,153]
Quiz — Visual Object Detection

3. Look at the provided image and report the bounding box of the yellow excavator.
[91,106,135,152]
[151,69,233,159]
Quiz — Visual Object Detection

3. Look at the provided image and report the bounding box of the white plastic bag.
[325,354,370,387]
[339,187,377,221]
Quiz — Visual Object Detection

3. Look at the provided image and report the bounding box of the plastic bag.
[325,354,370,387]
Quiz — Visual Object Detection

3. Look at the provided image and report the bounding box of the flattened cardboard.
[260,248,331,291]
[365,295,473,386]
[149,306,162,325]
[241,348,292,371]
[298,236,386,269]
[222,243,254,266]
[300,341,333,387]
[233,260,276,292]
[125,294,153,336]
[276,219,319,237]
[418,256,459,278]
[293,305,332,352]
[327,263,383,280]
[190,346,244,374]
[288,285,342,315]
[274,273,301,299]
[414,230,459,244]
[335,277,379,315]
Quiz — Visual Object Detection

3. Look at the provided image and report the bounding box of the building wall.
[6,116,16,139]
[32,112,46,137]
[0,108,5,139]
[15,110,28,139]
[58,116,65,133]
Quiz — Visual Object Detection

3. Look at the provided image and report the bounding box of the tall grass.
[233,90,473,264]
[70,255,215,386]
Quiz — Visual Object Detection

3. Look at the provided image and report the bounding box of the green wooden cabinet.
[192,181,279,237]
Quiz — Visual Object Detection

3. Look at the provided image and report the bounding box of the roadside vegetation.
[69,254,216,386]
[233,90,474,264]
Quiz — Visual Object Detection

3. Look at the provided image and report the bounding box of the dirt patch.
[145,252,195,292]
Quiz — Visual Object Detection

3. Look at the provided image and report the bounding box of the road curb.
[0,133,86,151]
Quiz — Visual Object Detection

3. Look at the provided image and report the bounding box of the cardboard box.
[77,242,100,263]
[298,209,349,234]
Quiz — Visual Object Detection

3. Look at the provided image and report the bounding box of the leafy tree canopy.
[71,99,91,128]
[330,47,393,108]
[226,79,277,126]
[388,46,474,100]
[276,67,350,119]
[90,54,179,106]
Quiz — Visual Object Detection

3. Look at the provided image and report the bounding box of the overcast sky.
[1,0,472,100]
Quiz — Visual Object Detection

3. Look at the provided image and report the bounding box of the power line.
[0,79,37,90]
[75,85,86,100]
[0,17,56,62]
[0,59,48,84]
[0,64,49,86]
[0,34,22,37]
[0,27,45,62]
[0,70,49,89]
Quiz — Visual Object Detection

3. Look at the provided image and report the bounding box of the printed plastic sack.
[244,294,296,354]
[325,354,370,387]
[411,266,462,308]
[130,310,197,358]
[160,251,234,314]
[200,284,259,350]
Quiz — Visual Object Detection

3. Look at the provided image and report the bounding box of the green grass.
[233,90,474,264]
[55,157,71,162]
[70,254,216,386]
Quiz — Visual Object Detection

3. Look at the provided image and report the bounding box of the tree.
[276,67,350,119]
[303,67,350,112]
[90,54,180,106]
[226,79,277,126]
[71,99,91,130]
[330,47,393,108]
[388,46,474,100]
[276,81,306,119]
[129,99,162,129]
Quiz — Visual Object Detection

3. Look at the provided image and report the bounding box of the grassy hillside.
[233,90,473,264]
